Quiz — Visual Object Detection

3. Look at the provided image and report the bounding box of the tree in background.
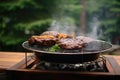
[86,0,120,44]
[0,0,59,51]
[100,0,120,44]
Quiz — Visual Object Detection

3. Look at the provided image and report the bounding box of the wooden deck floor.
[0,52,32,69]
[0,52,119,70]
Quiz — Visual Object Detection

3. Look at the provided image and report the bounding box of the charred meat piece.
[28,35,56,46]
[57,38,84,49]
[57,36,94,49]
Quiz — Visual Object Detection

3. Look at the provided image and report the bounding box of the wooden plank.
[19,59,35,69]
[7,69,119,80]
[0,52,32,69]
[106,56,120,74]
[9,56,32,69]
[106,60,114,73]
[112,56,120,66]
[105,55,120,66]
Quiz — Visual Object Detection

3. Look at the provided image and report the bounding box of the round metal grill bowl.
[22,40,112,63]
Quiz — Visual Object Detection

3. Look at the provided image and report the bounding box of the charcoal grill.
[22,40,112,63]
[5,40,120,80]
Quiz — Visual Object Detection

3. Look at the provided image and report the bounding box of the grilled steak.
[57,38,84,49]
[57,36,94,49]
[28,35,56,46]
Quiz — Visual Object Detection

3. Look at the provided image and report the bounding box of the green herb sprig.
[48,44,61,52]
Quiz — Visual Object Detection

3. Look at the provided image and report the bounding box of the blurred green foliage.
[0,0,58,51]
[0,0,120,51]
[84,0,120,44]
[96,0,120,43]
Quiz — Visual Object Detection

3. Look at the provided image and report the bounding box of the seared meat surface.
[57,38,84,49]
[28,35,56,46]
[57,36,94,49]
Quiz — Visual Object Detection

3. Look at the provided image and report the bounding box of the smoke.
[48,0,102,39]
[48,0,79,36]
[48,16,76,36]
[87,16,101,39]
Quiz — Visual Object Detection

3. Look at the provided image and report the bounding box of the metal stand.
[25,52,28,68]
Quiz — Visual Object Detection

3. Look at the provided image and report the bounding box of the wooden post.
[81,0,86,35]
